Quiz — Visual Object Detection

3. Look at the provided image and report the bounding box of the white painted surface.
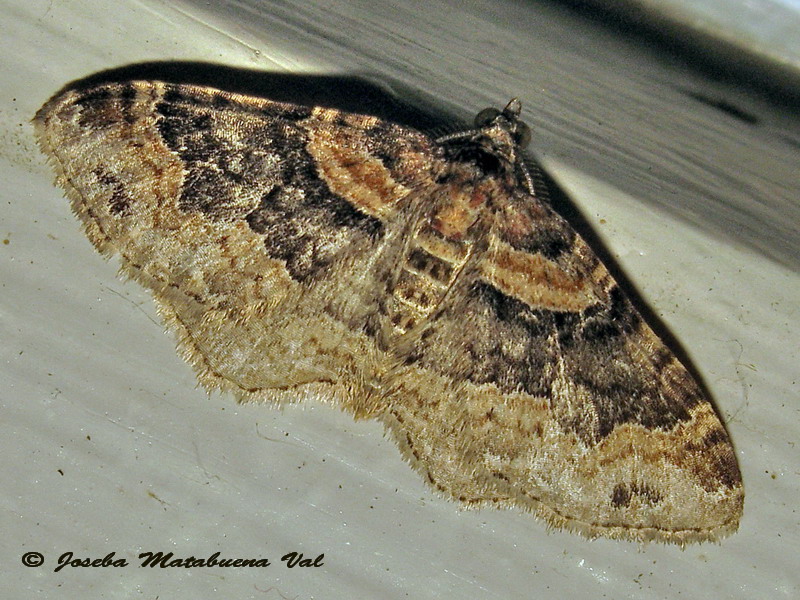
[2,1,798,598]
[610,0,800,71]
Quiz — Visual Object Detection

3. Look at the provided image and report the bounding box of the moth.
[35,80,743,544]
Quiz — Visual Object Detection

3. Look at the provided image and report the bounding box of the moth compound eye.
[514,121,531,147]
[474,107,500,128]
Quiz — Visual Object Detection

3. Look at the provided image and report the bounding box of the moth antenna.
[517,159,536,196]
[434,128,479,145]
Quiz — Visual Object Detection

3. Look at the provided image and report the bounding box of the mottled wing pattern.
[35,81,742,544]
[34,81,433,405]
[382,187,742,544]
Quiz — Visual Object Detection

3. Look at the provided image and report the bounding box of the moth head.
[434,99,535,193]
[471,98,532,163]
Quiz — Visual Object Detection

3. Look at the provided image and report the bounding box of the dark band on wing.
[151,85,383,282]
[413,280,699,443]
